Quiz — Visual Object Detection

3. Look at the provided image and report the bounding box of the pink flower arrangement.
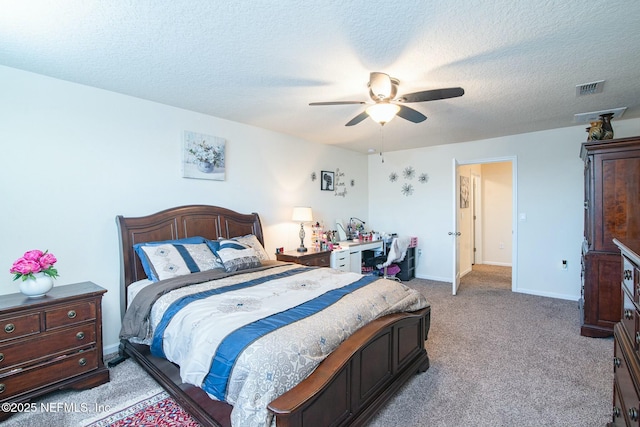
[10,249,59,281]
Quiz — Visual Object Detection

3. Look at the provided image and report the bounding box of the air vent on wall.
[576,80,605,97]
[573,107,627,123]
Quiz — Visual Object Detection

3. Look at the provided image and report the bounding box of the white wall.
[3,64,639,351]
[368,118,640,300]
[481,162,513,266]
[0,66,369,353]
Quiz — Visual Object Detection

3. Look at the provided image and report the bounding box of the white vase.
[197,161,214,173]
[19,272,54,298]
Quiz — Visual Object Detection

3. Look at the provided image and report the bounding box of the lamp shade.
[366,102,400,125]
[292,206,313,222]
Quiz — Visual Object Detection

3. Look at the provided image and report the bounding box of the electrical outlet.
[418,249,422,256]
[562,260,568,270]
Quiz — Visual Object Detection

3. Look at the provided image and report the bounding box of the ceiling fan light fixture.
[366,103,400,125]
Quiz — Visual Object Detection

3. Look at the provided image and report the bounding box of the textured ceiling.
[1,0,639,153]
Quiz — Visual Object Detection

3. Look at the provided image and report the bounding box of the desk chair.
[377,236,411,281]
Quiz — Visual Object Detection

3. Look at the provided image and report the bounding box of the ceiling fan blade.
[309,101,366,106]
[345,111,369,126]
[398,87,465,103]
[396,105,427,123]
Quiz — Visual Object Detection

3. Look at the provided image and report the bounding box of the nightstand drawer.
[276,249,331,267]
[302,254,330,267]
[45,301,96,329]
[0,323,96,371]
[0,314,41,343]
[0,348,99,400]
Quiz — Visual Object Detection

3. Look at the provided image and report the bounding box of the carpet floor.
[2,265,613,427]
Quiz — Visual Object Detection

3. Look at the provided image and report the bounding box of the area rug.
[82,390,201,427]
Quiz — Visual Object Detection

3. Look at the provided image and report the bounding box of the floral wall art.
[182,130,226,180]
[460,175,470,208]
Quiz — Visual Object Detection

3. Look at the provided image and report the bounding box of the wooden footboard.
[268,306,431,427]
[117,306,430,427]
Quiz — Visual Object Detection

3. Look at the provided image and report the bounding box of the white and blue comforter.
[124,263,428,427]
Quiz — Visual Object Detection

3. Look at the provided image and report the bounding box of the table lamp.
[292,206,313,252]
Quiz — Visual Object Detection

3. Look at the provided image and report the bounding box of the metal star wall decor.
[403,166,415,180]
[401,183,414,196]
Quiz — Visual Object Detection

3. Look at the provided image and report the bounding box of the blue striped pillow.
[209,239,261,272]
[135,240,221,282]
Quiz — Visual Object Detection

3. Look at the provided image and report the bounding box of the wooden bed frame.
[111,204,431,427]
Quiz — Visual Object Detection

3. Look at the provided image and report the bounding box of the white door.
[451,158,461,295]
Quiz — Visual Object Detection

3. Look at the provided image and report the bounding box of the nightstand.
[276,248,331,267]
[0,282,109,420]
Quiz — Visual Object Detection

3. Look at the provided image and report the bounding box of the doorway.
[452,157,516,295]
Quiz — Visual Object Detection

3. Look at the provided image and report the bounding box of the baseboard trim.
[514,287,579,301]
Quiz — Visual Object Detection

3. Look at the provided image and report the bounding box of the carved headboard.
[116,204,263,315]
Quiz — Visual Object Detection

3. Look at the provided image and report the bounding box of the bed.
[111,204,431,427]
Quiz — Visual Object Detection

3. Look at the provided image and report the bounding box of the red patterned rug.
[84,391,200,427]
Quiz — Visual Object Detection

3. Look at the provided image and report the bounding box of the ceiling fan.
[309,72,464,126]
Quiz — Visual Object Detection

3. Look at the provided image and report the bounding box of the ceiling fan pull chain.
[380,126,385,163]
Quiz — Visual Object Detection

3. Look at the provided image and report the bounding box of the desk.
[332,240,384,274]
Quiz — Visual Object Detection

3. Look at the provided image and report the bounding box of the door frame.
[471,172,482,265]
[452,159,461,295]
[452,156,518,294]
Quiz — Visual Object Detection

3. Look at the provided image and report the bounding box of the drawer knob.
[636,332,640,345]
[625,309,634,320]
[629,407,639,421]
[0,353,4,363]
[613,406,621,418]
[67,310,77,319]
[76,331,85,340]
[78,358,87,366]
[0,384,4,394]
[614,357,621,368]
[4,323,15,334]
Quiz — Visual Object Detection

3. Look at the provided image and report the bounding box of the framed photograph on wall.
[321,170,334,191]
[182,130,226,181]
[460,175,469,208]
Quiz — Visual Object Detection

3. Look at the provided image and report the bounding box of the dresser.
[611,239,640,426]
[0,282,109,420]
[276,248,331,267]
[580,136,640,337]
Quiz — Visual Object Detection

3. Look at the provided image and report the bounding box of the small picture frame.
[460,175,470,208]
[321,171,334,191]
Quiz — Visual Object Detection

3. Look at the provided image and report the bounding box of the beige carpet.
[460,264,512,290]
[368,265,613,427]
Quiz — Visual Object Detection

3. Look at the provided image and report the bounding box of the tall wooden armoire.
[580,136,640,337]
